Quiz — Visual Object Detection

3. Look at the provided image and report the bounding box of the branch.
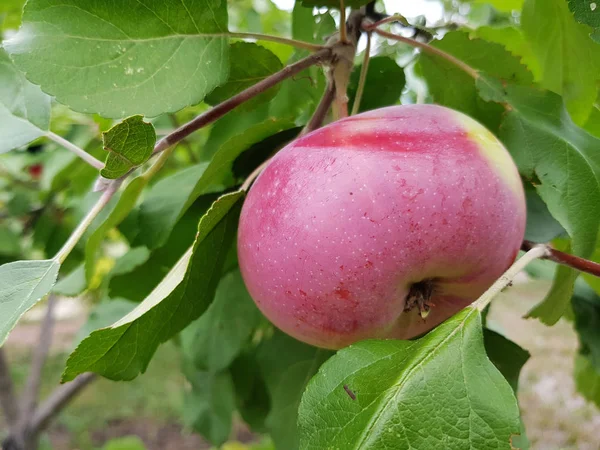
[474,245,550,312]
[154,48,333,154]
[339,0,348,44]
[168,114,198,163]
[19,296,56,422]
[351,31,371,116]
[0,349,19,430]
[28,373,96,435]
[303,81,336,135]
[46,132,104,170]
[363,23,479,79]
[522,240,600,278]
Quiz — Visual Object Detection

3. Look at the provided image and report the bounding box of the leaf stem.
[473,245,549,312]
[363,24,479,80]
[154,48,332,154]
[226,32,324,52]
[46,132,104,170]
[521,240,600,278]
[53,182,120,264]
[351,31,372,116]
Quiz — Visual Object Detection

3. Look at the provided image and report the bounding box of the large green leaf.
[257,331,333,450]
[0,259,60,345]
[206,42,283,110]
[477,79,600,323]
[4,0,229,118]
[574,354,600,407]
[418,31,533,132]
[138,118,295,249]
[348,56,405,113]
[298,308,521,450]
[181,270,262,372]
[572,282,600,369]
[470,0,524,12]
[521,0,600,124]
[182,369,236,446]
[0,48,50,153]
[483,328,530,392]
[62,191,243,381]
[100,115,156,179]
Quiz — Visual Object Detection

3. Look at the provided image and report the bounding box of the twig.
[54,181,121,264]
[226,32,324,52]
[474,245,549,311]
[20,296,56,421]
[367,14,410,28]
[168,114,198,163]
[303,81,336,135]
[363,24,479,79]
[351,31,372,116]
[339,0,347,43]
[46,132,104,170]
[522,240,600,278]
[28,373,96,435]
[153,48,332,154]
[0,349,19,430]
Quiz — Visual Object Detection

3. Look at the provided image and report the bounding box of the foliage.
[2,0,600,449]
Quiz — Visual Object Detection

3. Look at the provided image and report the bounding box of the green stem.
[351,31,372,116]
[226,32,324,52]
[339,0,348,44]
[46,132,104,170]
[141,145,177,181]
[53,182,120,264]
[473,245,549,312]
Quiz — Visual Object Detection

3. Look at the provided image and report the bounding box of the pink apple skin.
[238,104,526,349]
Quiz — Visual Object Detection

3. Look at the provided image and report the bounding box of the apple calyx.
[404,279,437,320]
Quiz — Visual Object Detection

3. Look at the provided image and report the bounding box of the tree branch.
[363,23,479,79]
[303,81,336,135]
[0,349,19,430]
[521,240,600,278]
[28,373,96,435]
[46,132,104,170]
[19,296,56,422]
[154,48,333,154]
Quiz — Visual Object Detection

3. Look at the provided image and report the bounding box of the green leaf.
[298,308,521,450]
[206,42,283,110]
[572,282,600,369]
[52,264,86,297]
[73,298,137,349]
[257,331,333,450]
[418,31,533,131]
[138,118,295,249]
[574,354,600,408]
[522,0,600,124]
[292,4,336,45]
[0,48,50,153]
[0,259,60,346]
[470,0,524,12]
[100,116,156,179]
[231,352,271,433]
[182,369,236,446]
[62,191,244,381]
[4,0,229,118]
[109,247,151,277]
[348,56,405,113]
[0,226,21,257]
[181,270,262,372]
[527,264,578,325]
[483,328,530,392]
[583,106,600,137]
[101,436,147,450]
[568,0,600,29]
[85,177,147,282]
[523,184,566,243]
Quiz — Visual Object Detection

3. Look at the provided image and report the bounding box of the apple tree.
[1,0,600,449]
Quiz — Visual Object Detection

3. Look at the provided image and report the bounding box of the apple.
[237,104,526,349]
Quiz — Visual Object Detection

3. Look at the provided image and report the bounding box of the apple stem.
[362,23,479,80]
[521,240,600,278]
[473,245,549,312]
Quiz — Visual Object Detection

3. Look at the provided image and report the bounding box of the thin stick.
[339,0,348,43]
[54,181,120,264]
[303,81,336,135]
[226,32,324,52]
[28,373,96,435]
[20,296,57,421]
[473,245,549,311]
[154,48,332,154]
[351,32,372,116]
[0,349,19,429]
[522,240,600,278]
[46,132,104,170]
[367,14,410,28]
[364,25,479,80]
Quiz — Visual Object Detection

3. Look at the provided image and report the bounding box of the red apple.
[238,104,526,349]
